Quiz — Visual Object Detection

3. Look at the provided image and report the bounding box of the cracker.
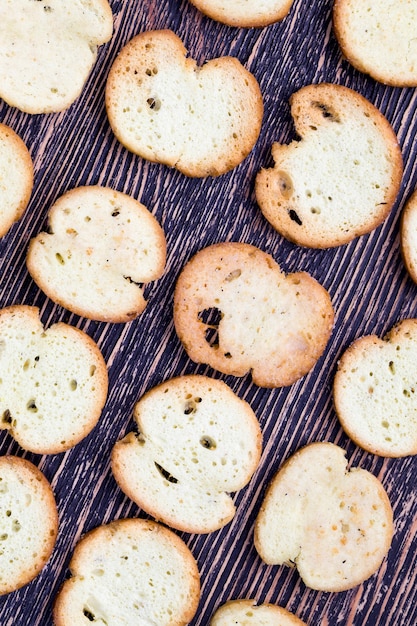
[0,455,58,595]
[26,186,166,323]
[53,518,200,626]
[400,189,417,284]
[211,599,307,625]
[0,305,108,454]
[334,319,417,457]
[105,29,263,177]
[254,442,393,592]
[0,0,113,113]
[256,83,403,248]
[188,0,294,28]
[0,123,33,238]
[112,375,262,533]
[333,0,417,87]
[173,242,334,387]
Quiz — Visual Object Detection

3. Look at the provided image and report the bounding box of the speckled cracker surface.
[0,0,113,113]
[0,305,108,454]
[334,319,417,457]
[333,0,417,86]
[26,186,166,323]
[256,83,402,248]
[173,242,334,387]
[112,375,262,533]
[210,599,307,625]
[0,456,58,596]
[255,442,393,592]
[53,519,200,626]
[0,123,33,238]
[106,29,263,177]
[189,0,294,28]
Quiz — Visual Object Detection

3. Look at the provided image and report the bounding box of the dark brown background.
[0,0,416,624]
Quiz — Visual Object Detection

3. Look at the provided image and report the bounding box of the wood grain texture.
[0,0,416,624]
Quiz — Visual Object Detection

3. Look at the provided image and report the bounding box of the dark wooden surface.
[0,1,416,624]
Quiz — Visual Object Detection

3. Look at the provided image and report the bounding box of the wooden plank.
[0,0,416,624]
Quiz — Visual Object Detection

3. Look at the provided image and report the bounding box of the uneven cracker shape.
[0,305,108,454]
[400,189,417,285]
[334,319,417,457]
[0,0,113,114]
[210,599,307,625]
[0,456,58,595]
[189,0,294,28]
[334,0,417,87]
[106,29,263,177]
[0,123,33,238]
[256,83,402,248]
[53,519,200,626]
[173,242,334,387]
[26,186,166,323]
[112,375,262,533]
[255,442,393,592]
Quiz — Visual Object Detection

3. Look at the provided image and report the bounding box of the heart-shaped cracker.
[173,242,334,387]
[0,0,113,113]
[53,519,200,626]
[0,305,108,454]
[0,123,33,238]
[255,83,402,248]
[105,29,263,177]
[111,375,262,533]
[26,186,166,323]
[334,319,417,457]
[254,442,393,592]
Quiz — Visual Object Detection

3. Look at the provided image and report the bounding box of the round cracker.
[111,374,262,533]
[211,599,307,625]
[188,0,294,28]
[0,456,58,595]
[54,518,200,626]
[173,242,334,387]
[105,29,263,177]
[0,305,108,454]
[254,442,393,592]
[400,190,417,284]
[333,0,417,87]
[334,319,417,457]
[26,186,166,323]
[0,0,113,113]
[256,83,402,248]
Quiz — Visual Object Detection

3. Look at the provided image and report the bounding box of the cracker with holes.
[105,29,263,177]
[53,518,200,625]
[400,189,417,284]
[26,186,166,323]
[111,375,262,533]
[188,0,294,28]
[210,600,307,625]
[0,0,113,114]
[334,319,417,457]
[333,0,417,87]
[0,123,33,238]
[0,455,58,595]
[173,242,334,388]
[255,83,403,248]
[0,305,108,454]
[254,442,393,592]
